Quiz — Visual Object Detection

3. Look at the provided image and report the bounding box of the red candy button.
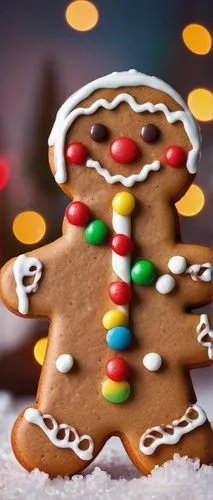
[65,142,87,165]
[110,137,139,164]
[105,357,129,382]
[111,234,134,256]
[109,281,132,305]
[66,201,90,226]
[164,145,187,168]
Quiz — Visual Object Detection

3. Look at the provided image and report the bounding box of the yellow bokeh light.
[65,0,99,31]
[34,337,48,366]
[176,184,205,217]
[182,24,212,55]
[187,88,213,122]
[13,211,46,245]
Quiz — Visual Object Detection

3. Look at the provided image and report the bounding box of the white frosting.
[143,353,162,372]
[112,210,131,317]
[56,354,74,374]
[24,408,94,461]
[168,256,187,275]
[86,157,160,188]
[140,404,206,455]
[186,263,212,282]
[13,254,43,314]
[48,70,200,185]
[196,314,213,360]
[155,274,176,294]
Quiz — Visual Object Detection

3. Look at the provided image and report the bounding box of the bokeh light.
[65,0,99,31]
[13,211,46,244]
[187,88,213,121]
[176,184,205,217]
[182,24,212,55]
[0,158,9,190]
[34,337,48,366]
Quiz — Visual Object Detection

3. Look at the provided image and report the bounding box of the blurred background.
[0,1,212,414]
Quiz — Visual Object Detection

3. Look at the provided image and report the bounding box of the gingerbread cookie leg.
[121,369,212,474]
[12,407,105,477]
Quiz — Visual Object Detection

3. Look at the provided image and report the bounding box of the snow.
[0,392,213,499]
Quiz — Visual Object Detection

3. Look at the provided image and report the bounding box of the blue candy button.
[106,326,132,350]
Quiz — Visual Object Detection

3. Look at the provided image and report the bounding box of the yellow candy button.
[112,192,135,216]
[102,309,128,330]
[102,379,131,403]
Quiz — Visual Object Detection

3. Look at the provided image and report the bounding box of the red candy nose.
[110,137,139,164]
[164,145,187,168]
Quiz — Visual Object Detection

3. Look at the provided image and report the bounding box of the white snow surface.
[0,392,213,499]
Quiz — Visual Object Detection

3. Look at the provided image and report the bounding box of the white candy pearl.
[143,353,162,372]
[155,274,175,294]
[56,354,74,374]
[168,256,187,275]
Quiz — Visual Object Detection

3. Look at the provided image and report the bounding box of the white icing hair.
[48,69,201,184]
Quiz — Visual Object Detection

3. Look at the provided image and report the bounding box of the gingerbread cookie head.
[48,69,200,202]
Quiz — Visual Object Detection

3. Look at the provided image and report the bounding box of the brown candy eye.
[90,123,108,142]
[141,124,160,143]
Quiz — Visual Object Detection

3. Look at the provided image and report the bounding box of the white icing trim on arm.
[186,263,212,282]
[13,254,43,314]
[140,404,206,455]
[24,408,94,461]
[48,70,200,185]
[196,314,213,360]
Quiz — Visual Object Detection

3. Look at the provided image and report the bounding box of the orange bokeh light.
[65,0,99,32]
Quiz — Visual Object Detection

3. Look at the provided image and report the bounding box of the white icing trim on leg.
[24,408,94,461]
[196,314,213,360]
[13,254,43,314]
[139,404,206,455]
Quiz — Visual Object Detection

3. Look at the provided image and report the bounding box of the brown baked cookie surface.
[1,70,213,477]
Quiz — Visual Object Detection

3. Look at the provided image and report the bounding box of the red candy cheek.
[65,142,87,165]
[164,145,187,168]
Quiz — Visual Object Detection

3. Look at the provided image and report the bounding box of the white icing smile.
[86,158,160,188]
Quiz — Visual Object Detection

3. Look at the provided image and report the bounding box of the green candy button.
[131,259,156,285]
[84,219,108,245]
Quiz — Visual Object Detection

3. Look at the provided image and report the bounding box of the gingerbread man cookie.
[1,70,212,477]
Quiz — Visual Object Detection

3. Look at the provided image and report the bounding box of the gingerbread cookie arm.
[176,313,213,366]
[0,238,65,318]
[168,244,212,307]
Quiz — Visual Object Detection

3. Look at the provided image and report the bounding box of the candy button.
[109,281,132,305]
[168,255,187,275]
[131,259,157,285]
[155,274,175,294]
[112,192,135,216]
[66,201,90,226]
[102,378,131,403]
[143,353,162,372]
[111,234,134,256]
[105,356,129,381]
[84,219,108,245]
[102,310,128,330]
[106,326,132,350]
